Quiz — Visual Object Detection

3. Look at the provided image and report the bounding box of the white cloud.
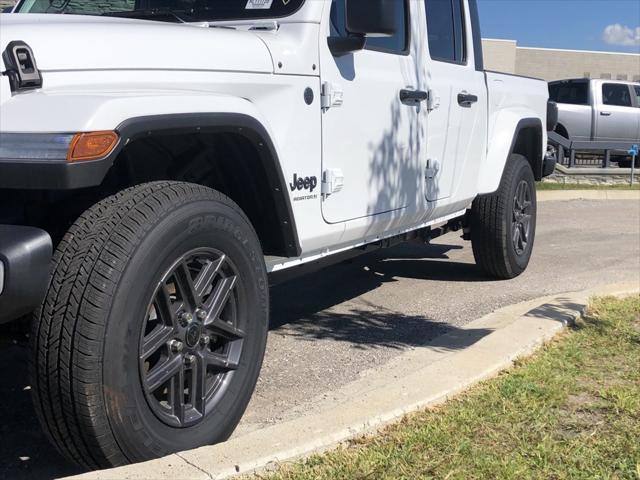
[602,24,640,47]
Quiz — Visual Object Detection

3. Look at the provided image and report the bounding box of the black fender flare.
[114,113,301,257]
[507,117,544,180]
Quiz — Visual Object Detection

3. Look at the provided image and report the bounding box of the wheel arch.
[107,113,301,258]
[479,114,545,194]
[554,122,570,139]
[510,118,544,181]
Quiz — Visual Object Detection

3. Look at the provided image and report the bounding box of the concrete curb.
[537,189,640,202]
[554,164,637,176]
[65,282,639,480]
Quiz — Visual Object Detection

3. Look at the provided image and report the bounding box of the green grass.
[260,296,640,480]
[536,182,640,190]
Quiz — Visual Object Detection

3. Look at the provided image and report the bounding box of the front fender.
[0,91,283,188]
[0,89,276,137]
[478,107,546,194]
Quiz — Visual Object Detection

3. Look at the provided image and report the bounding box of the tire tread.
[470,155,534,280]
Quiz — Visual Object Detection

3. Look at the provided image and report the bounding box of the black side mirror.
[345,0,397,37]
[328,36,366,58]
[328,0,397,57]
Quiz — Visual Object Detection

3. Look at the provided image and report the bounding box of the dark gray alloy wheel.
[140,247,245,428]
[470,153,537,279]
[31,182,269,469]
[511,179,533,256]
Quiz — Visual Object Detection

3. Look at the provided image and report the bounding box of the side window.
[549,81,589,105]
[329,0,409,55]
[634,85,640,107]
[424,0,466,64]
[602,83,632,107]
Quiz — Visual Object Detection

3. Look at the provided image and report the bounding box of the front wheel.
[31,182,269,468]
[469,154,537,279]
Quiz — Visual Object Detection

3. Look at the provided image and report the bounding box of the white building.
[482,38,640,82]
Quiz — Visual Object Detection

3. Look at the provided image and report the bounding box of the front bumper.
[0,225,52,324]
[0,157,114,189]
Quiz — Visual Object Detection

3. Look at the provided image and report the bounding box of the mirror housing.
[328,0,397,57]
[345,0,397,37]
[327,36,366,58]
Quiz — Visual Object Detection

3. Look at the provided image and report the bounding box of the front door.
[319,0,422,226]
[596,83,638,142]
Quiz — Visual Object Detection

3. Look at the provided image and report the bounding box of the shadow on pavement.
[270,242,488,331]
[0,327,83,480]
[279,306,492,351]
[0,242,487,479]
[525,298,587,325]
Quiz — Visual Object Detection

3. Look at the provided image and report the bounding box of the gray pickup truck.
[549,78,640,167]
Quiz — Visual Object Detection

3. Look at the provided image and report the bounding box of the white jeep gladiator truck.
[0,0,555,469]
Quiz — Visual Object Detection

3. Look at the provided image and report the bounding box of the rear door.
[422,0,487,201]
[548,79,593,141]
[596,83,638,142]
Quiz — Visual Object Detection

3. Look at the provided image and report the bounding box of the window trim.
[425,0,468,66]
[629,84,640,108]
[468,0,483,71]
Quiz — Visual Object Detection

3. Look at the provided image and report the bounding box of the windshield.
[14,0,305,22]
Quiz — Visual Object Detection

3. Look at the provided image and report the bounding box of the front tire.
[31,182,268,468]
[469,154,537,279]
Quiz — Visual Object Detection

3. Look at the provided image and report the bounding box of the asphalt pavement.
[1,199,638,479]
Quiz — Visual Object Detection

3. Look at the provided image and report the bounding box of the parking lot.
[1,198,639,479]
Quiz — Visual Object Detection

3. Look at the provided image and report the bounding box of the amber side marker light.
[67,131,119,162]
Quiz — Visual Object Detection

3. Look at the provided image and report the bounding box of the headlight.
[0,131,119,161]
[0,133,74,160]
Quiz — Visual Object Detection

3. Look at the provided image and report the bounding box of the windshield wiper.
[101,9,194,24]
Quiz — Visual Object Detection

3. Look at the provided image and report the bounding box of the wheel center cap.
[185,324,201,348]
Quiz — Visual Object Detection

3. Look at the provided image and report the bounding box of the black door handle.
[458,93,478,107]
[400,89,428,106]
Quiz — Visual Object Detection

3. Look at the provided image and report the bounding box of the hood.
[0,14,274,74]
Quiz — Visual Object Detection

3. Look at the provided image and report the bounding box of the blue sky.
[477,0,640,53]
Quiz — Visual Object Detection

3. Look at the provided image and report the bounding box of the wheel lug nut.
[184,354,196,365]
[179,312,193,327]
[196,309,207,321]
[200,335,210,346]
[168,340,184,353]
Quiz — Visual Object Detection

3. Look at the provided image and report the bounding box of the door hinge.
[321,82,344,110]
[425,159,440,179]
[322,168,344,197]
